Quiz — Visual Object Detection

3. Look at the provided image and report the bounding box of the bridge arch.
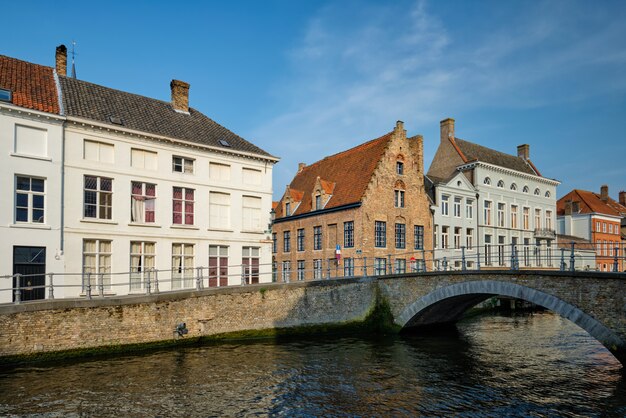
[396,280,624,362]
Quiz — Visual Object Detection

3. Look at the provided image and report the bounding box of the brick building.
[271,121,433,281]
[557,186,626,271]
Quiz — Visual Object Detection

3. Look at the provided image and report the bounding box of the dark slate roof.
[455,138,537,175]
[59,76,274,158]
[0,55,60,114]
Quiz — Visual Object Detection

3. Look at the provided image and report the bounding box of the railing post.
[387,254,392,275]
[363,257,367,277]
[476,247,481,271]
[326,259,330,280]
[196,267,203,291]
[461,246,467,271]
[48,273,55,300]
[153,268,159,293]
[14,274,22,304]
[614,247,619,272]
[86,272,92,300]
[570,242,576,272]
[241,265,246,286]
[146,269,152,295]
[98,273,105,297]
[560,248,566,271]
[443,257,448,271]
[421,249,426,272]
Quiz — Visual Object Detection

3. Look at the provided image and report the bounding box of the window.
[173,187,194,225]
[84,140,113,163]
[172,243,194,289]
[131,149,157,170]
[545,191,551,198]
[15,125,47,157]
[313,259,323,279]
[375,221,386,247]
[511,205,518,229]
[209,162,230,181]
[466,228,473,249]
[484,201,492,226]
[534,188,540,196]
[523,186,529,193]
[442,226,449,249]
[172,156,194,174]
[484,177,491,185]
[609,224,614,234]
[15,176,45,223]
[242,168,262,185]
[414,225,424,250]
[285,202,291,216]
[523,207,530,230]
[498,236,505,266]
[297,228,305,251]
[84,176,112,220]
[453,197,461,217]
[497,180,504,188]
[395,223,406,249]
[272,233,277,253]
[545,210,553,230]
[344,221,354,248]
[596,221,601,231]
[283,231,291,252]
[314,226,322,250]
[209,245,229,287]
[441,195,449,215]
[466,199,474,219]
[603,223,607,233]
[394,190,405,208]
[242,196,262,230]
[394,259,406,274]
[315,194,322,210]
[454,227,461,249]
[510,183,517,191]
[0,88,11,102]
[396,161,404,175]
[523,238,530,266]
[297,260,305,281]
[484,235,492,265]
[209,192,230,229]
[434,225,438,249]
[131,182,156,223]
[242,247,260,284]
[374,258,387,276]
[534,208,541,229]
[282,261,291,282]
[83,239,112,291]
[130,241,155,291]
[497,203,505,227]
[344,258,354,277]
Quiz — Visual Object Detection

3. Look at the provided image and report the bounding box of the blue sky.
[4,0,625,200]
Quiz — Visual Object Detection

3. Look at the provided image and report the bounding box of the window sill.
[207,227,234,232]
[80,219,118,225]
[171,224,200,230]
[241,230,265,234]
[128,223,161,228]
[10,152,52,162]
[9,223,51,230]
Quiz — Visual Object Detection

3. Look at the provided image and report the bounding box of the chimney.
[170,79,190,113]
[619,191,626,206]
[55,45,67,77]
[298,162,306,173]
[600,184,609,202]
[517,144,530,160]
[440,118,455,143]
[564,200,573,216]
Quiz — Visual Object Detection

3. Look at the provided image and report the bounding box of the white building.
[0,53,65,303]
[427,118,560,269]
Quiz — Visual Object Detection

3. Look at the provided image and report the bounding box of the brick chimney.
[55,45,67,77]
[170,79,190,113]
[564,200,573,216]
[619,191,626,206]
[440,118,455,143]
[298,162,306,173]
[517,144,530,160]
[600,184,609,202]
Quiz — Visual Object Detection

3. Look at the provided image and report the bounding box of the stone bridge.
[1,270,625,365]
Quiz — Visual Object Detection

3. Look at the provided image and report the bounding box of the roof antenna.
[71,40,77,79]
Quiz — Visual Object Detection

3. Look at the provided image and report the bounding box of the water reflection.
[0,312,624,416]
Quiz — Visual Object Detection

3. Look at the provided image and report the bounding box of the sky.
[4,0,625,201]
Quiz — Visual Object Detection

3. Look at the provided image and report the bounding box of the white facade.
[0,104,65,303]
[62,120,276,297]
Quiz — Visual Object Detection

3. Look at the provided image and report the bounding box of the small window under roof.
[108,116,124,125]
[219,139,231,147]
[0,88,12,102]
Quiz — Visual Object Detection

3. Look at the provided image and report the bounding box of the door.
[13,246,46,301]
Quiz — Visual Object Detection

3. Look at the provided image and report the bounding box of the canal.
[1,311,625,416]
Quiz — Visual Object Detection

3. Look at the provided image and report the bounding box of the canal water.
[1,311,625,417]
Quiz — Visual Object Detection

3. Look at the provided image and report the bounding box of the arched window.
[523,186,529,193]
[510,183,517,191]
[534,188,540,196]
[484,177,491,185]
[545,191,551,198]
[497,180,504,188]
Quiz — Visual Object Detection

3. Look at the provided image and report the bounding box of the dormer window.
[0,88,12,102]
[315,194,322,210]
[396,161,404,175]
[497,180,504,188]
[285,202,291,216]
[534,188,540,196]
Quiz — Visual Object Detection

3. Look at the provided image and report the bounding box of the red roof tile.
[0,55,60,114]
[557,189,626,217]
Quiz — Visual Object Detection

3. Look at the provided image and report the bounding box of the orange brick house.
[557,186,626,271]
[271,121,433,281]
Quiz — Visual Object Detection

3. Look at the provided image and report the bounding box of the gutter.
[273,202,362,223]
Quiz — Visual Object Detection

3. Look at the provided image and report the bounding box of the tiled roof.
[59,76,274,158]
[455,138,538,175]
[557,189,626,217]
[275,130,394,218]
[0,55,60,114]
[556,233,594,250]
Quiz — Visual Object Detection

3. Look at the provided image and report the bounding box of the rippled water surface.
[1,312,625,417]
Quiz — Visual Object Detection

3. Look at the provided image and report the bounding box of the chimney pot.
[517,144,530,160]
[298,162,306,173]
[600,184,609,202]
[440,118,455,143]
[395,120,404,131]
[619,191,626,206]
[55,45,67,77]
[170,79,190,113]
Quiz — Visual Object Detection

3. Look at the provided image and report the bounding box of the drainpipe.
[60,120,66,253]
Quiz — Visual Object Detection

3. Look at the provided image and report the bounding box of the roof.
[0,55,60,114]
[275,130,394,218]
[59,76,274,158]
[556,233,594,250]
[455,138,538,175]
[557,189,626,217]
